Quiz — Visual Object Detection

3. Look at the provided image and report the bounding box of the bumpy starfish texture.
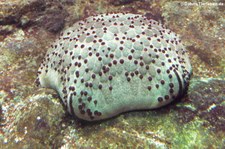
[36,13,192,121]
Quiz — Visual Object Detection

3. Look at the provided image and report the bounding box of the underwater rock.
[109,0,135,6]
[36,13,192,121]
[0,97,2,123]
[11,94,64,148]
[0,0,68,33]
[0,25,14,36]
[188,79,225,132]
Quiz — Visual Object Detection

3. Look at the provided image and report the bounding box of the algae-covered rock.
[162,1,225,77]
[108,0,135,6]
[0,96,2,123]
[188,78,225,132]
[0,0,68,33]
[3,93,65,148]
[0,0,225,148]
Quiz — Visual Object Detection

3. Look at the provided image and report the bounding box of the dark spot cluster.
[69,89,102,120]
[77,93,102,120]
